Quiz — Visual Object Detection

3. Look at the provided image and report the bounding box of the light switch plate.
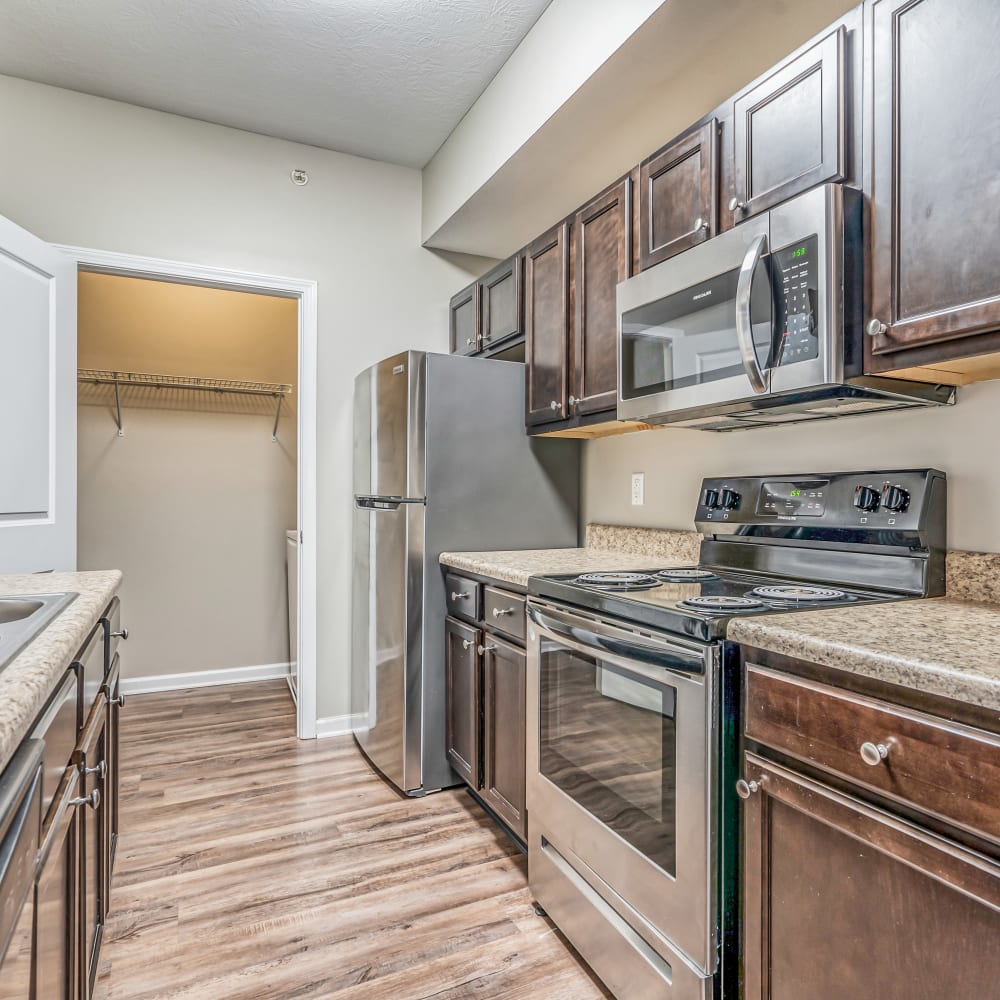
[631,472,644,506]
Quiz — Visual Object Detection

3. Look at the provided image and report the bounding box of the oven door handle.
[735,231,770,395]
[527,605,705,678]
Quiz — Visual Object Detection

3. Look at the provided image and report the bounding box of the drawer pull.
[492,607,515,618]
[110,693,126,708]
[860,741,890,766]
[70,789,101,811]
[111,627,129,640]
[450,591,470,601]
[478,643,498,655]
[81,760,107,779]
[736,778,763,799]
[461,639,474,651]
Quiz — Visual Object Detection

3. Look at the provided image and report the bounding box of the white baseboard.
[315,713,367,739]
[119,662,291,696]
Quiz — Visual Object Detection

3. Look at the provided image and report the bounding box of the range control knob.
[882,485,911,513]
[719,488,741,511]
[703,488,720,509]
[854,485,881,513]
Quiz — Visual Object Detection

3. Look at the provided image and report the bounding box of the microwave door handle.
[735,232,769,395]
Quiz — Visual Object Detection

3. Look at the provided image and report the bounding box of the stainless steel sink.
[0,592,78,672]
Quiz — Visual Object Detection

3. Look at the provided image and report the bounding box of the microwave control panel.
[772,234,819,365]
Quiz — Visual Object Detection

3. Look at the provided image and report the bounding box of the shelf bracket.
[272,393,283,443]
[113,375,124,437]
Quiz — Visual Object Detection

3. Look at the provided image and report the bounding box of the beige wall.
[0,73,483,720]
[77,274,297,682]
[583,380,1000,553]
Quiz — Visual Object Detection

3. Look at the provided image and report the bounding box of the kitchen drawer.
[30,670,78,822]
[745,663,1000,844]
[72,622,105,733]
[483,586,526,643]
[445,573,481,622]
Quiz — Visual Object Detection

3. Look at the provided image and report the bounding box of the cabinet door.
[639,119,718,269]
[36,770,80,1000]
[480,255,524,352]
[102,655,121,881]
[482,636,526,840]
[0,882,34,1000]
[525,222,571,427]
[741,752,1000,1000]
[77,699,108,999]
[731,27,845,222]
[445,617,481,789]
[868,0,1000,355]
[449,282,480,356]
[571,176,632,416]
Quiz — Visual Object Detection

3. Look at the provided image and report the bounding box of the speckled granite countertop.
[0,570,122,773]
[440,525,701,588]
[728,597,1000,715]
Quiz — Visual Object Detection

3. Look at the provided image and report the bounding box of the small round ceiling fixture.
[290,169,309,186]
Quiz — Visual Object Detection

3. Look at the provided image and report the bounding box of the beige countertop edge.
[727,597,1000,716]
[0,570,123,773]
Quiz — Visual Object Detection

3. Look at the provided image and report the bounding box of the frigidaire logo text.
[692,290,713,301]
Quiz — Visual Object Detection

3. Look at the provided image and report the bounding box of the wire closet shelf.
[77,368,293,441]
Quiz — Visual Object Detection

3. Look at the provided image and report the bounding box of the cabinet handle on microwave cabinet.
[736,778,763,799]
[450,591,469,601]
[859,741,890,766]
[866,318,888,339]
[70,789,101,811]
[728,197,746,214]
[478,643,498,655]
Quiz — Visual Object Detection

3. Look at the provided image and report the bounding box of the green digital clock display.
[790,488,803,497]
[791,246,808,258]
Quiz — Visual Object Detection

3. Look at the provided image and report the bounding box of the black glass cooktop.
[528,565,901,642]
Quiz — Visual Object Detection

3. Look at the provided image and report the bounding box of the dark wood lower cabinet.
[445,617,481,788]
[482,637,527,841]
[741,751,1000,999]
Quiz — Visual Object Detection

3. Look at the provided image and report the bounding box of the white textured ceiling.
[0,0,552,167]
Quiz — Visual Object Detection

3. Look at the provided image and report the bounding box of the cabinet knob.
[492,607,515,618]
[866,318,888,338]
[81,760,107,779]
[70,789,101,811]
[549,400,560,411]
[461,638,474,651]
[478,643,498,655]
[111,627,129,640]
[860,741,890,766]
[111,693,126,708]
[736,777,763,799]
[450,591,469,601]
[728,197,746,214]
[568,395,577,406]
[694,217,709,232]
[466,337,474,346]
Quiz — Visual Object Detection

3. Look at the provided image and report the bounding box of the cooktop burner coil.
[575,572,660,591]
[750,585,847,602]
[656,569,719,582]
[680,595,765,612]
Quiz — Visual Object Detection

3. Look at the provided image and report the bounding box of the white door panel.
[0,216,76,572]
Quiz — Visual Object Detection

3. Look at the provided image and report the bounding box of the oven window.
[620,260,773,399]
[539,643,678,876]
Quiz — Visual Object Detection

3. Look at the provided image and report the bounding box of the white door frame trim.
[56,244,319,739]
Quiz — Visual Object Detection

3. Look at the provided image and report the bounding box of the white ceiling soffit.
[422,0,858,258]
[0,0,553,169]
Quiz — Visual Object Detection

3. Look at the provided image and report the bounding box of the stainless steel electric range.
[525,469,947,1000]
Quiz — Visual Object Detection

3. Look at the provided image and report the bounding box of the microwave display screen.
[757,479,829,516]
[771,235,819,367]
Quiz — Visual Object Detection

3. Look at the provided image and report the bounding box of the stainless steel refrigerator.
[352,350,579,795]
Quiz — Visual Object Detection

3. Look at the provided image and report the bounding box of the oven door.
[526,601,718,974]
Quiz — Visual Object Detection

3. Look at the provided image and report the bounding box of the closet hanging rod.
[77,369,293,441]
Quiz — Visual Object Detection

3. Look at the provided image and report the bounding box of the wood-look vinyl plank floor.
[95,680,609,1000]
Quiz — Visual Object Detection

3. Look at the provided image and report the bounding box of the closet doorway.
[62,246,318,739]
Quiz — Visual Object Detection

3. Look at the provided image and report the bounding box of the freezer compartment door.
[353,352,425,501]
[352,497,425,793]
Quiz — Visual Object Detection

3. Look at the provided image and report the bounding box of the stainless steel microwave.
[616,184,953,430]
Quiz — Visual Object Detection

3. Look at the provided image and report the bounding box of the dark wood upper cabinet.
[731,26,846,223]
[741,751,1000,1000]
[867,0,1000,359]
[449,282,480,357]
[639,120,717,270]
[479,255,523,352]
[445,617,481,790]
[525,222,571,426]
[482,637,527,841]
[571,175,633,416]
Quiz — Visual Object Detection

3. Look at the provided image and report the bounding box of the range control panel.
[695,469,946,536]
